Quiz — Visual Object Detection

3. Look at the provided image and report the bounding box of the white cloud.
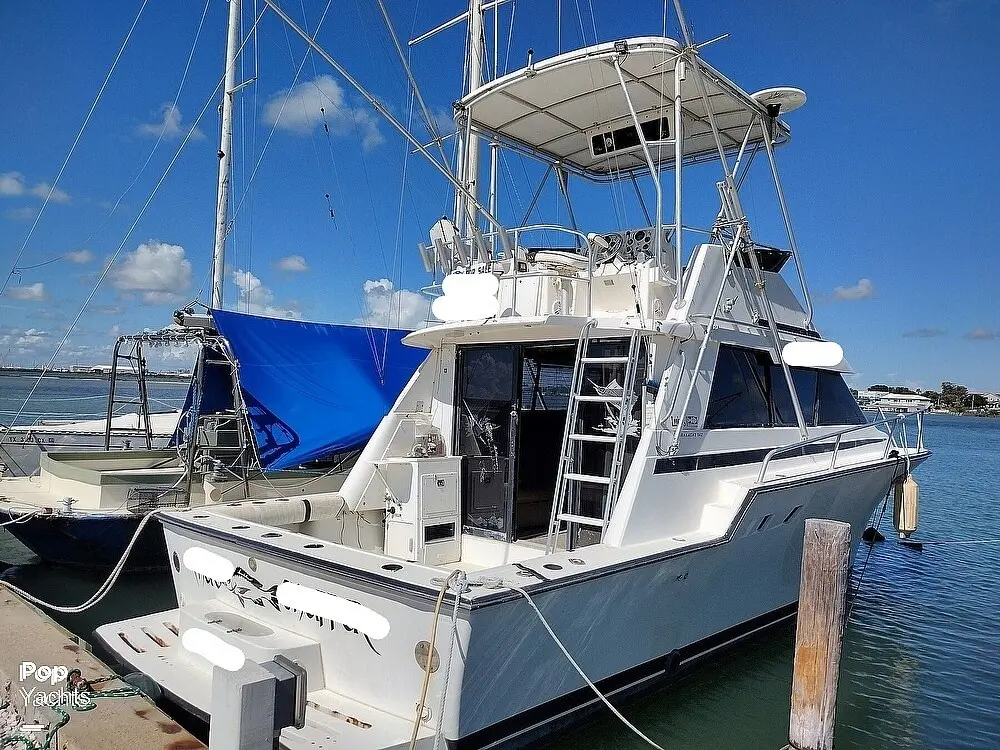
[138,104,205,140]
[355,278,429,330]
[30,182,70,202]
[275,254,309,272]
[3,207,34,220]
[832,278,875,301]
[15,328,48,346]
[65,249,94,264]
[0,171,70,203]
[0,173,24,196]
[964,328,998,341]
[91,304,123,315]
[5,282,47,301]
[263,75,384,150]
[429,107,456,138]
[232,269,301,319]
[114,240,192,305]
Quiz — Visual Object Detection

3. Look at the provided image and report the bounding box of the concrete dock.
[0,585,205,750]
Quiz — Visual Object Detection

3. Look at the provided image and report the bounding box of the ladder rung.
[563,472,611,485]
[573,395,619,403]
[569,433,617,443]
[557,513,606,528]
[580,356,630,364]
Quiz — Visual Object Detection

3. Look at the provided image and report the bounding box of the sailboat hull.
[2,512,168,572]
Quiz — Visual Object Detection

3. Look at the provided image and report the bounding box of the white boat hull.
[0,411,179,477]
[97,455,913,748]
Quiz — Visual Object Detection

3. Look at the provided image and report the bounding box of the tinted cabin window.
[706,346,862,428]
[772,367,818,427]
[704,347,770,428]
[816,371,867,425]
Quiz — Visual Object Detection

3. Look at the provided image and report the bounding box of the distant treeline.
[0,367,188,382]
[867,382,993,411]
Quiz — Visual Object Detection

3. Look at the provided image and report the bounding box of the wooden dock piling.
[788,519,851,750]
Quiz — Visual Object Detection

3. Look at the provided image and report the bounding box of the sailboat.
[0,408,181,478]
[0,0,424,572]
[94,0,930,746]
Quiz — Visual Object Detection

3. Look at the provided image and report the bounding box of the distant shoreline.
[0,367,189,382]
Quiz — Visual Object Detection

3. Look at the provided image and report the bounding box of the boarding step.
[580,356,630,364]
[557,513,606,528]
[573,395,621,403]
[563,472,611,485]
[96,610,435,750]
[569,433,618,443]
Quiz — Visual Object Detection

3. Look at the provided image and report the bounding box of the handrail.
[756,409,926,484]
[505,224,595,318]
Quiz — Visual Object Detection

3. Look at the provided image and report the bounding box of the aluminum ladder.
[546,321,641,553]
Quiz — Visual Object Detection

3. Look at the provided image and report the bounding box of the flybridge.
[458,37,793,180]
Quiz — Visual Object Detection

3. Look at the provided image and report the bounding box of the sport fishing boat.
[97,0,930,746]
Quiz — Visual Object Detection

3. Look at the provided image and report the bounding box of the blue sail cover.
[211,310,426,470]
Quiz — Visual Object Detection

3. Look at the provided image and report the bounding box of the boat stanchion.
[788,518,851,750]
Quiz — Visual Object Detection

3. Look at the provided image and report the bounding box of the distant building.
[856,390,932,414]
[968,390,1000,412]
[69,364,113,374]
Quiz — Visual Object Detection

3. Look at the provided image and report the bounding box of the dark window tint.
[461,347,515,401]
[705,347,770,428]
[772,367,818,426]
[707,345,854,429]
[521,349,574,411]
[816,372,867,425]
[792,369,819,425]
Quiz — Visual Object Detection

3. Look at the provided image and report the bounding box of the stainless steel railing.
[502,224,595,317]
[756,409,927,484]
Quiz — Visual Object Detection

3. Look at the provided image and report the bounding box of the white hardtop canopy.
[459,36,791,181]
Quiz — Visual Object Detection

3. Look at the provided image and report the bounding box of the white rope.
[433,571,468,750]
[0,510,40,527]
[507,583,667,750]
[408,570,460,750]
[0,510,163,613]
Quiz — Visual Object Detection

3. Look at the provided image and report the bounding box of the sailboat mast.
[461,0,483,236]
[211,0,241,310]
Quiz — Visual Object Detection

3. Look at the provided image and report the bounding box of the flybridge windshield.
[705,346,866,429]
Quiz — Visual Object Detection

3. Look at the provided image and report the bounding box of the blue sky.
[0,0,998,391]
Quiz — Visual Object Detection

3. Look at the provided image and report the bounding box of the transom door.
[455,343,588,542]
[456,346,519,540]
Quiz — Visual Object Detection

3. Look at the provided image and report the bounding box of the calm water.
[2,380,998,748]
[0,372,188,426]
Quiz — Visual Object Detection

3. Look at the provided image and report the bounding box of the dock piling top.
[788,518,851,750]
